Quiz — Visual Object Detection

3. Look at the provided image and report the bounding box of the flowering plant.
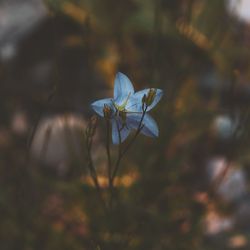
[85,72,163,208]
[91,72,163,144]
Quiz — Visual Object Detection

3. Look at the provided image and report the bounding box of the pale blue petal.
[126,89,163,112]
[91,98,113,117]
[114,72,134,105]
[127,113,159,137]
[111,118,131,144]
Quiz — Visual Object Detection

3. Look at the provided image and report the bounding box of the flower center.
[114,92,131,112]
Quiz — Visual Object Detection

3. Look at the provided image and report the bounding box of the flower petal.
[111,118,131,144]
[91,98,113,117]
[127,113,159,137]
[126,88,163,112]
[114,72,134,105]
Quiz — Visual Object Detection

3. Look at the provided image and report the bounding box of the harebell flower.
[91,72,163,144]
[86,72,163,208]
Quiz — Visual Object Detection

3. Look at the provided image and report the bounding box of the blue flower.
[91,72,163,144]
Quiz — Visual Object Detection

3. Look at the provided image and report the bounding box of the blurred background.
[1,0,250,249]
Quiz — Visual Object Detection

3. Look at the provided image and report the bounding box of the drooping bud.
[142,88,157,106]
[103,104,112,120]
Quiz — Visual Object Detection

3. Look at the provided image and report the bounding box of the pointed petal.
[126,89,163,112]
[91,98,113,117]
[114,72,134,105]
[111,118,131,144]
[127,113,159,137]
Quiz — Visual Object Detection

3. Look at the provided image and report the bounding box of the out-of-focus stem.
[85,118,106,209]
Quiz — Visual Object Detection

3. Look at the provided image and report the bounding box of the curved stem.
[85,120,106,209]
[106,120,112,187]
[111,105,148,185]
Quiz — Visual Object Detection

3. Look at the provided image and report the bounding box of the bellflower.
[91,72,163,144]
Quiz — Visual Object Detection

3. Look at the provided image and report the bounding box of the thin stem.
[110,154,122,187]
[121,106,147,157]
[106,119,115,208]
[111,120,122,184]
[110,105,148,185]
[109,119,123,208]
[106,120,112,187]
[117,120,122,159]
[85,126,106,209]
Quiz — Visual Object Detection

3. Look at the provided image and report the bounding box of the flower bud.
[142,88,157,106]
[103,104,112,120]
